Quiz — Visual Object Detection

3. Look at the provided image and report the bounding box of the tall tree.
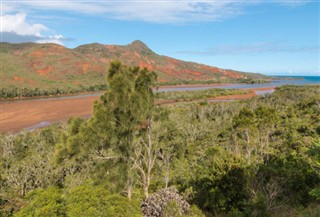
[255,106,278,161]
[90,61,156,199]
[232,108,257,163]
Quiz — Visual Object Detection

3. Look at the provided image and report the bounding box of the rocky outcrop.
[141,187,190,217]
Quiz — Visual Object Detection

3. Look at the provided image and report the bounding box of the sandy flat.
[1,95,99,133]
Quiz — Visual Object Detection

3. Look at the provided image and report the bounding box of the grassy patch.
[155,88,249,102]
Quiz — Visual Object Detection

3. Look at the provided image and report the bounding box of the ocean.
[272,76,320,84]
[158,76,320,92]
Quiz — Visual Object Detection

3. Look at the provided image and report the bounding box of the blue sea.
[272,76,320,84]
[158,76,320,92]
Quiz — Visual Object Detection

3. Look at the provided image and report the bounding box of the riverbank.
[0,95,98,133]
[157,87,275,105]
[0,86,276,133]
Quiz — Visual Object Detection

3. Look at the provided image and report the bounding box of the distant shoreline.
[155,83,232,89]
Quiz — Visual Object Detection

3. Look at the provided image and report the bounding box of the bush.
[15,184,141,217]
[14,187,65,217]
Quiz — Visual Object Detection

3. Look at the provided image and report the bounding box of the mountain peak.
[2,42,266,91]
[128,40,150,51]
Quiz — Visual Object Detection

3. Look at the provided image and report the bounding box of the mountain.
[0,40,267,91]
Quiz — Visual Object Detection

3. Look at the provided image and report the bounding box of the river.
[1,77,319,133]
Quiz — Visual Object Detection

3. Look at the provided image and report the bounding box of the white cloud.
[2,1,245,24]
[0,13,67,44]
[2,13,48,36]
[1,0,311,24]
[0,0,311,45]
[36,34,66,45]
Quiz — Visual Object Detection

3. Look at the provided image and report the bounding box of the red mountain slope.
[1,40,267,91]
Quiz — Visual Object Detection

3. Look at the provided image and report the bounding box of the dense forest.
[0,84,107,99]
[1,62,320,217]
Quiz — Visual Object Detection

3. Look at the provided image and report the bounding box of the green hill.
[0,40,268,96]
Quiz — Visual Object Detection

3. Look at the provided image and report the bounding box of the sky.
[1,0,319,76]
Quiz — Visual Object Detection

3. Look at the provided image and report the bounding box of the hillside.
[1,82,320,216]
[0,40,267,92]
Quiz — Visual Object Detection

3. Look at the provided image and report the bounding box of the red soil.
[13,76,24,82]
[212,87,275,100]
[30,50,45,58]
[28,79,36,85]
[138,62,153,71]
[60,58,70,63]
[80,62,90,73]
[211,92,257,100]
[37,66,54,76]
[0,96,98,133]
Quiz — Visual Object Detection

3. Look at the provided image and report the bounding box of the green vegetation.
[156,78,270,86]
[14,185,141,217]
[155,88,249,102]
[0,62,319,216]
[0,84,106,99]
[0,85,249,100]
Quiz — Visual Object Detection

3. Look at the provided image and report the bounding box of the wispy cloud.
[1,1,312,24]
[0,1,312,45]
[176,42,320,55]
[0,13,70,44]
[276,0,311,7]
[2,1,312,24]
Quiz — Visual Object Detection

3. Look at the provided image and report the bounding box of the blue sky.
[1,0,319,75]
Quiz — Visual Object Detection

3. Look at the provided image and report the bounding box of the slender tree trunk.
[143,184,149,198]
[127,160,134,201]
[165,166,170,188]
[132,118,158,199]
[245,129,250,146]
[259,133,264,157]
[234,134,239,155]
[266,131,270,161]
[245,129,251,163]
[22,182,26,197]
[143,120,154,198]
[127,177,133,200]
[160,150,171,189]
